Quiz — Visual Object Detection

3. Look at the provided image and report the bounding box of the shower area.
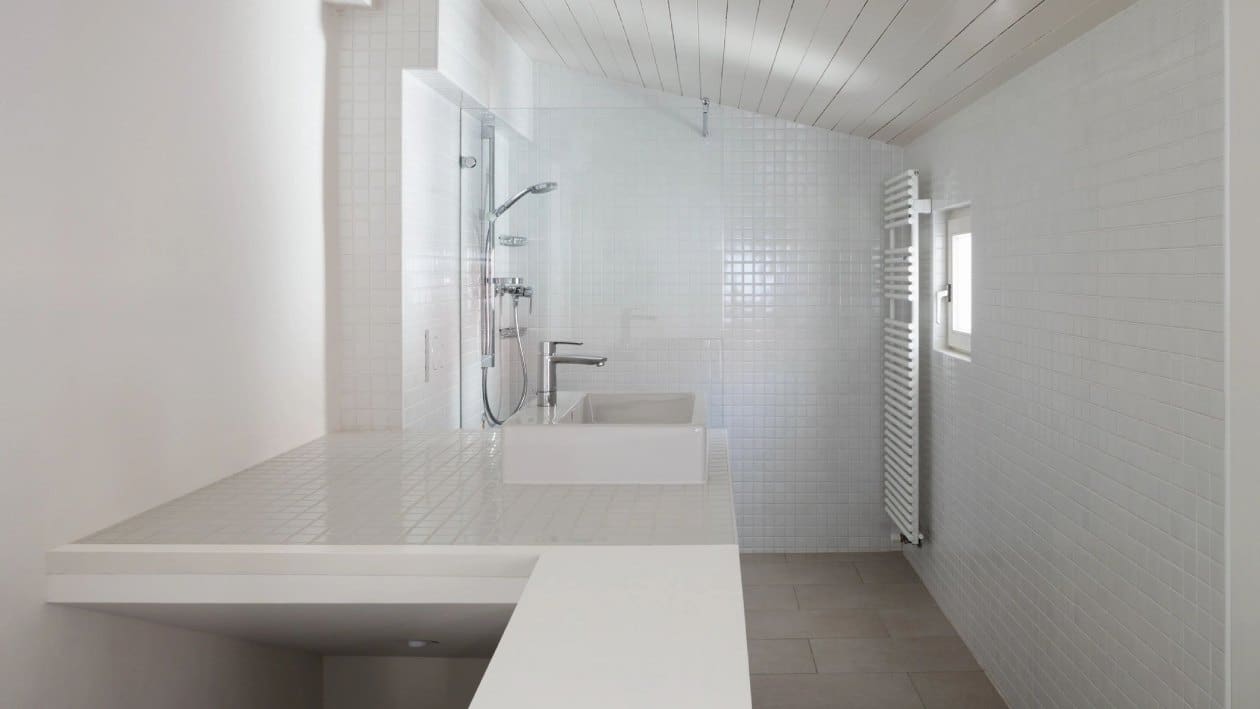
[453,87,902,551]
[457,103,725,431]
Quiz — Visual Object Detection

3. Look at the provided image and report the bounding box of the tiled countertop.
[52,429,750,709]
[81,429,736,546]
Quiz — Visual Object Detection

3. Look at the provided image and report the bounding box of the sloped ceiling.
[481,0,1136,144]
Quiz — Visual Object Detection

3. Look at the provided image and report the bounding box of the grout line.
[807,629,819,673]
[906,671,930,709]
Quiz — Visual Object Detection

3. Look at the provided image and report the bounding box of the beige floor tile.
[742,561,862,586]
[743,552,788,565]
[879,606,958,638]
[748,639,816,674]
[794,583,936,610]
[811,637,980,673]
[751,673,925,709]
[855,557,920,584]
[911,672,1008,709]
[744,585,799,610]
[745,609,888,640]
[783,552,902,565]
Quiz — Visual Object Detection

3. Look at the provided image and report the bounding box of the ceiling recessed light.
[407,639,438,649]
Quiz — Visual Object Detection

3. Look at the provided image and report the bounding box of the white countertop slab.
[48,543,751,708]
[471,546,749,709]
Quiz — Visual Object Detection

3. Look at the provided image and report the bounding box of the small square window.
[940,207,972,355]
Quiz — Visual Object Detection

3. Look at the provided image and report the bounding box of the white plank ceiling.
[482,0,1137,144]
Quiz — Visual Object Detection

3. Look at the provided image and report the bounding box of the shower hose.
[481,292,528,426]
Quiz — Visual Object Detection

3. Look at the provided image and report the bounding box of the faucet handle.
[540,340,582,354]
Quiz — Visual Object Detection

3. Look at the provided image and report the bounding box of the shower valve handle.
[514,289,533,314]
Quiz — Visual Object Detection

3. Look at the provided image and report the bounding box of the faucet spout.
[537,341,608,407]
[549,354,607,367]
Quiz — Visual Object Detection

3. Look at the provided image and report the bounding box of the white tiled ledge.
[79,429,736,546]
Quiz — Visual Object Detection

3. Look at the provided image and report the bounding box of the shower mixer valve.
[496,282,532,298]
[496,281,533,312]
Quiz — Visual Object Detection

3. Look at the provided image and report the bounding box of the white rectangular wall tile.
[904,0,1225,707]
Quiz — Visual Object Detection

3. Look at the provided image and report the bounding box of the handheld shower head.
[491,182,558,220]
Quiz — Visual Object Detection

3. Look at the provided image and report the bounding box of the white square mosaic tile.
[905,0,1225,707]
[81,431,736,547]
[460,67,904,552]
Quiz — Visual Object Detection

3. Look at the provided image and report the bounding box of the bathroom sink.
[502,392,707,484]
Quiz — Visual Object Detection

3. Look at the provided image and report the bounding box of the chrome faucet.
[538,340,607,407]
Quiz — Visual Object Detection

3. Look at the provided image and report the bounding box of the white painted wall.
[324,656,489,709]
[437,0,534,113]
[1226,0,1260,705]
[905,0,1225,707]
[0,1,329,705]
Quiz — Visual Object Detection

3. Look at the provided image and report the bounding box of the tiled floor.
[742,552,1007,709]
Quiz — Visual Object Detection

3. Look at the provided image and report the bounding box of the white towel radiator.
[882,170,930,545]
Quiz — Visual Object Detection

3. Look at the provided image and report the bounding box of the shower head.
[491,182,557,221]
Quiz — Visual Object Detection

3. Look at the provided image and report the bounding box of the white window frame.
[938,206,972,355]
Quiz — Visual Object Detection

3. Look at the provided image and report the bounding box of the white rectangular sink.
[502,392,707,484]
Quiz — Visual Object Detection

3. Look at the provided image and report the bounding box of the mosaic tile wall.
[905,0,1226,706]
[332,0,528,430]
[461,66,903,551]
[331,0,437,430]
[720,109,902,552]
